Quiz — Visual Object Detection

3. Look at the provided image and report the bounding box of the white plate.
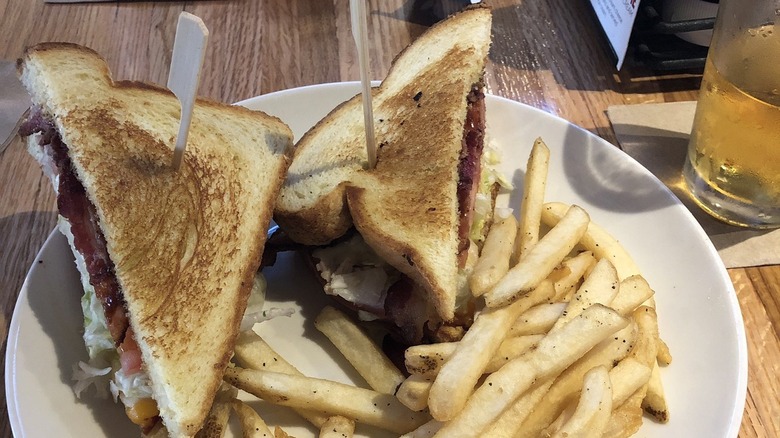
[6,82,747,437]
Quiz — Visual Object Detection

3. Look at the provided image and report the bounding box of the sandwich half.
[18,43,293,437]
[273,6,498,343]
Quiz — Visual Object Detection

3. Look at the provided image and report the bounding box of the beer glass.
[683,0,780,228]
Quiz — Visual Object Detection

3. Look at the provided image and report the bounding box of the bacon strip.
[456,84,486,267]
[21,110,129,345]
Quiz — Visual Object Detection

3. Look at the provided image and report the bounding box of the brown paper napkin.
[607,101,780,268]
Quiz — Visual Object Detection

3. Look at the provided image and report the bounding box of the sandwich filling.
[456,84,487,267]
[20,109,160,432]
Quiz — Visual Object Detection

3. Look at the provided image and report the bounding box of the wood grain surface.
[0,0,777,437]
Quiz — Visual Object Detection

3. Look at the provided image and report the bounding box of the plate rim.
[6,229,63,438]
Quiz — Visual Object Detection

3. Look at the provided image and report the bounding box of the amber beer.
[684,22,780,228]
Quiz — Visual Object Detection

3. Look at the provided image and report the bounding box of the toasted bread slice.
[19,43,293,437]
[274,6,492,320]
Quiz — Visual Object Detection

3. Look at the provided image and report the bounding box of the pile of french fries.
[209,138,671,438]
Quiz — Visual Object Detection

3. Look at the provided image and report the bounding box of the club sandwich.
[18,43,293,437]
[273,6,506,344]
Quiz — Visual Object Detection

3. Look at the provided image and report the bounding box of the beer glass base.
[683,164,780,229]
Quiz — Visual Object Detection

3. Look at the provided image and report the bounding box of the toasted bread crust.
[346,185,454,319]
[274,181,354,246]
[275,6,492,320]
[20,43,293,437]
[274,92,367,244]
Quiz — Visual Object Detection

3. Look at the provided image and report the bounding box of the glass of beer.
[683,0,780,228]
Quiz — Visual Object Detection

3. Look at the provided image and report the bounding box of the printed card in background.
[589,0,641,69]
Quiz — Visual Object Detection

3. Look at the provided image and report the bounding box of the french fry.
[274,427,290,438]
[610,275,655,315]
[602,388,645,438]
[234,331,331,428]
[486,205,590,308]
[547,264,572,290]
[636,298,671,412]
[428,281,554,421]
[628,307,659,368]
[404,344,453,377]
[508,302,566,337]
[513,137,550,264]
[552,359,649,438]
[399,419,444,438]
[470,213,518,296]
[540,202,640,281]
[550,358,648,438]
[484,335,544,373]
[314,306,405,395]
[404,335,542,377]
[609,358,652,408]
[643,362,669,422]
[551,251,596,301]
[432,305,628,437]
[549,258,619,332]
[231,400,275,438]
[601,306,661,438]
[484,378,555,438]
[657,338,673,366]
[224,367,429,434]
[396,374,432,412]
[516,323,636,438]
[319,415,355,438]
[540,402,572,437]
[548,366,612,438]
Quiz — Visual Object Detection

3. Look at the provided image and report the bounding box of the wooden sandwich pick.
[168,12,209,170]
[350,0,377,169]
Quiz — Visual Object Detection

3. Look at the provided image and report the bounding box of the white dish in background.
[6,82,747,437]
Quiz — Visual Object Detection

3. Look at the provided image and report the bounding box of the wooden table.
[0,1,777,437]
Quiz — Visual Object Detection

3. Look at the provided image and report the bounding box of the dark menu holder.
[629,0,714,71]
[588,0,716,72]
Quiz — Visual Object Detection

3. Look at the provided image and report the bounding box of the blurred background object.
[409,0,479,25]
[661,0,719,46]
[628,0,718,71]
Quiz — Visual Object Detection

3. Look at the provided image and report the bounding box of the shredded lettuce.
[81,285,114,359]
[240,273,294,331]
[110,368,154,406]
[59,217,115,362]
[470,141,512,242]
[456,241,480,310]
[71,284,119,401]
[60,217,153,407]
[72,361,112,399]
